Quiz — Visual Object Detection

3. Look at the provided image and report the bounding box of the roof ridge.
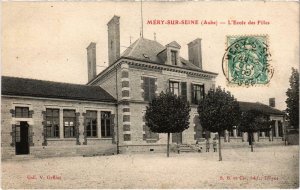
[2,76,95,87]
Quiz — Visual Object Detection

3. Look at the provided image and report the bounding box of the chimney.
[188,38,202,69]
[269,98,275,107]
[107,15,120,65]
[87,42,97,82]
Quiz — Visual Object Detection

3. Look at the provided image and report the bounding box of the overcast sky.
[2,1,299,110]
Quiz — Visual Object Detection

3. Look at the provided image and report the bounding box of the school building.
[1,16,286,160]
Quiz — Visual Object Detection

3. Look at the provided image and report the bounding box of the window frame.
[63,109,76,138]
[169,81,180,96]
[192,84,205,104]
[85,110,98,138]
[15,107,29,118]
[143,77,156,102]
[171,50,177,65]
[46,108,60,138]
[101,111,112,138]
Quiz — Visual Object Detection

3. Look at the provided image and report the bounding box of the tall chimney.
[188,38,202,69]
[87,42,97,82]
[107,15,120,65]
[269,98,276,107]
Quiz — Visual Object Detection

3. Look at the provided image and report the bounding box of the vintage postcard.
[1,1,299,189]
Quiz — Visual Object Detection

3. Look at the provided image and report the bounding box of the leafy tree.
[239,110,271,152]
[145,92,191,157]
[286,68,299,129]
[198,86,240,161]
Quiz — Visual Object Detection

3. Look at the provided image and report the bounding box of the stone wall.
[1,96,117,160]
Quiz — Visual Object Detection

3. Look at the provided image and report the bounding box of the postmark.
[222,35,274,87]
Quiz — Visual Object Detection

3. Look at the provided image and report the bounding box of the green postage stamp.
[222,35,274,86]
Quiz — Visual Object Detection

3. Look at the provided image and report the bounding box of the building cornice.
[88,57,218,85]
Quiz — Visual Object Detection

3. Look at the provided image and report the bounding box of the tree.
[286,68,299,129]
[239,110,271,152]
[145,92,191,157]
[198,86,240,161]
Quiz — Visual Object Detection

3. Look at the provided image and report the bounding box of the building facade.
[1,16,286,160]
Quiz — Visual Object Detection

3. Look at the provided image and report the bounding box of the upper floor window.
[143,77,156,101]
[63,110,76,138]
[169,81,179,96]
[101,111,111,138]
[46,109,60,138]
[15,107,29,118]
[192,84,205,104]
[86,111,97,138]
[171,50,177,65]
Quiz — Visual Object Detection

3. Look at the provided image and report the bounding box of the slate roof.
[238,101,284,116]
[121,37,214,73]
[122,38,165,63]
[2,76,116,102]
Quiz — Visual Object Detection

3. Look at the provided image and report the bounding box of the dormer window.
[171,50,177,65]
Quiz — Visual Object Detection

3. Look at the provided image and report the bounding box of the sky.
[2,1,299,110]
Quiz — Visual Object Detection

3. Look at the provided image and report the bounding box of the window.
[181,82,187,101]
[63,110,76,138]
[15,107,29,118]
[86,111,97,138]
[169,81,179,96]
[192,84,205,104]
[171,50,177,65]
[46,109,60,138]
[101,111,111,137]
[143,77,156,101]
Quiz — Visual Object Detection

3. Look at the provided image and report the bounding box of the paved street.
[2,146,299,189]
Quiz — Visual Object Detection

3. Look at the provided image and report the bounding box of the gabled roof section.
[166,41,181,48]
[2,76,116,103]
[121,38,165,63]
[238,101,284,116]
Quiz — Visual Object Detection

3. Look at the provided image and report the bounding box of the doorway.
[15,121,30,155]
[172,132,182,144]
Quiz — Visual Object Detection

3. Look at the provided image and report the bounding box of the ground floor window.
[86,111,97,138]
[101,111,111,137]
[63,110,76,138]
[85,111,98,137]
[46,108,59,138]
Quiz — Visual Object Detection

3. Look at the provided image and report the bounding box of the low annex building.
[1,16,286,160]
[1,77,117,160]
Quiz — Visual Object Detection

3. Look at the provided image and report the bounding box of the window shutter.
[202,84,205,99]
[41,111,47,146]
[144,77,150,101]
[75,112,81,145]
[110,114,116,144]
[82,112,87,145]
[28,125,34,146]
[191,84,195,104]
[149,78,156,101]
[181,82,187,101]
[10,125,16,147]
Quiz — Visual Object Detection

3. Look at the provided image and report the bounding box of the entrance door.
[15,121,29,155]
[172,132,182,144]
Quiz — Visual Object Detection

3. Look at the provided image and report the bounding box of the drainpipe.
[115,64,120,154]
